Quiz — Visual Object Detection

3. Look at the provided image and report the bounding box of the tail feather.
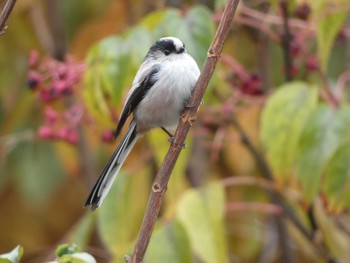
[84,121,139,210]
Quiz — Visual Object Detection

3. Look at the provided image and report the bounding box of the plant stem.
[0,0,17,35]
[126,0,240,262]
[280,0,293,81]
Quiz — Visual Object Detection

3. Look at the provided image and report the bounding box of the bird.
[84,37,200,210]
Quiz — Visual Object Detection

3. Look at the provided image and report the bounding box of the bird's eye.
[164,49,171,55]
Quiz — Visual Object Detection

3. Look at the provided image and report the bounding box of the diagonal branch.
[126,0,240,262]
[0,0,17,35]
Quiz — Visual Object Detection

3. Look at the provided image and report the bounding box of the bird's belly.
[134,83,190,132]
[134,94,183,132]
[133,58,199,133]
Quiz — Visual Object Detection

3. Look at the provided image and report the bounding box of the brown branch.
[46,0,67,60]
[126,0,240,262]
[0,0,17,35]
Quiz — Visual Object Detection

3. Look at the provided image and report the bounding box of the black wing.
[113,65,159,139]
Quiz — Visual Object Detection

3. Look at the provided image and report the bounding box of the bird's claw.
[185,100,204,109]
[168,137,187,148]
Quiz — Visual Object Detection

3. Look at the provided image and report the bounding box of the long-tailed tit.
[84,37,200,210]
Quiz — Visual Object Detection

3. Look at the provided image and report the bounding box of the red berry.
[283,63,299,78]
[336,29,346,43]
[27,70,42,90]
[293,3,311,20]
[44,106,59,124]
[55,126,79,144]
[289,41,300,57]
[56,126,70,140]
[39,87,58,102]
[65,129,79,144]
[289,64,299,78]
[53,80,66,93]
[306,56,319,71]
[57,64,68,79]
[39,89,50,102]
[101,129,114,143]
[53,80,72,96]
[28,50,40,68]
[239,73,263,96]
[38,125,55,140]
[64,104,83,126]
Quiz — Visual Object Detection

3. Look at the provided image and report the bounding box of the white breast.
[134,53,200,133]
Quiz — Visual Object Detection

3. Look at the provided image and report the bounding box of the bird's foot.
[168,136,187,148]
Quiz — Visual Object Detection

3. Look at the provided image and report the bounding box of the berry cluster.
[221,55,263,96]
[27,50,84,101]
[238,73,263,96]
[292,3,311,21]
[27,51,85,144]
[286,3,345,78]
[286,37,320,78]
[37,105,82,144]
[27,51,117,145]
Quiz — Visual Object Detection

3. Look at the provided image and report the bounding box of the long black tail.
[84,121,139,210]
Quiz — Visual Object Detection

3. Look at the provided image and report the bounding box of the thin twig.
[126,0,240,262]
[235,15,280,43]
[226,202,283,214]
[0,0,17,35]
[279,0,293,82]
[221,175,276,190]
[335,70,350,100]
[316,69,340,108]
[239,3,312,31]
[46,0,67,60]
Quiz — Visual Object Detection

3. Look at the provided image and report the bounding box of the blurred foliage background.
[1,0,350,262]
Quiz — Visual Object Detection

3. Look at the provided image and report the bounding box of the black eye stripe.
[146,38,185,58]
[150,39,183,54]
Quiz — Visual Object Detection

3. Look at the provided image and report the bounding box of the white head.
[146,37,187,59]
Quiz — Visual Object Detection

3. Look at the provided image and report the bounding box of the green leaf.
[97,170,149,261]
[260,81,317,182]
[66,213,95,248]
[184,6,215,67]
[296,105,350,203]
[314,199,350,261]
[313,0,348,71]
[84,36,132,125]
[153,9,184,38]
[0,246,23,263]
[176,183,228,263]
[8,141,65,203]
[323,141,350,212]
[145,220,193,263]
[56,243,79,257]
[214,0,226,10]
[145,6,214,67]
[59,253,96,263]
[140,9,167,30]
[124,27,153,67]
